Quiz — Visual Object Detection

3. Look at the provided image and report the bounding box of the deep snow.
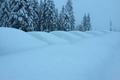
[0,27,48,55]
[0,28,120,80]
[50,31,82,44]
[28,31,69,45]
[69,31,95,39]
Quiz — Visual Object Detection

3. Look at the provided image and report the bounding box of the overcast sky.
[53,0,120,31]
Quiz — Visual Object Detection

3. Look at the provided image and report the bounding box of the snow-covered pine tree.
[41,0,48,31]
[83,14,87,31]
[0,0,10,27]
[65,0,75,31]
[87,13,91,30]
[0,0,4,6]
[54,8,59,31]
[110,20,112,31]
[58,5,67,31]
[42,0,56,32]
[8,0,35,32]
[30,0,39,31]
[38,0,43,31]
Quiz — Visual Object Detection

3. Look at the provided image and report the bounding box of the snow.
[0,28,120,80]
[28,31,69,45]
[0,27,47,55]
[69,31,95,39]
[50,31,82,43]
[85,31,105,36]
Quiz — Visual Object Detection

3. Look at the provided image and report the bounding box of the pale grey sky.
[54,0,120,31]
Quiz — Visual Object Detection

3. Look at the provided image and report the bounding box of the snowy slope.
[0,28,120,80]
[0,28,48,55]
[85,31,105,36]
[28,32,69,45]
[69,31,95,39]
[50,31,82,44]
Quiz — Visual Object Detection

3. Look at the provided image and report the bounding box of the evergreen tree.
[0,0,10,27]
[8,0,34,32]
[41,0,47,31]
[83,14,87,31]
[42,0,56,32]
[0,0,4,6]
[58,5,67,31]
[110,20,112,31]
[30,0,39,31]
[38,0,43,31]
[65,0,75,31]
[54,8,59,31]
[87,13,91,30]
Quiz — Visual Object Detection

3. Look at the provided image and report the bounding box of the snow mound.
[99,30,116,34]
[50,31,82,44]
[98,30,112,34]
[69,31,95,39]
[28,32,69,45]
[85,31,105,36]
[0,28,48,55]
[0,32,120,80]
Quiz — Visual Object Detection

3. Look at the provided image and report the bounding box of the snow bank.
[69,31,95,39]
[28,32,69,45]
[98,30,112,34]
[0,28,47,55]
[0,32,120,80]
[85,31,105,36]
[99,30,116,34]
[50,31,82,43]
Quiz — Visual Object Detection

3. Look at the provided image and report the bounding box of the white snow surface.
[85,31,105,36]
[0,28,48,55]
[69,31,95,39]
[50,31,82,43]
[0,28,120,80]
[28,31,69,45]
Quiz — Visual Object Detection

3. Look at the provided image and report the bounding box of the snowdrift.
[0,28,47,55]
[28,32,69,45]
[0,32,120,80]
[69,31,95,39]
[85,31,105,36]
[50,31,82,43]
[99,30,116,34]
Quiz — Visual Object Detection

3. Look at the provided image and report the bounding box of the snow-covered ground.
[28,31,69,45]
[0,28,120,80]
[50,31,82,44]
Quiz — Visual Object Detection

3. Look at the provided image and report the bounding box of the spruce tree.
[87,13,91,30]
[30,0,39,31]
[83,14,87,31]
[8,0,34,32]
[38,0,43,31]
[58,5,67,31]
[0,0,10,27]
[54,8,59,31]
[65,0,75,31]
[0,0,4,6]
[110,20,112,31]
[41,0,48,31]
[42,0,56,32]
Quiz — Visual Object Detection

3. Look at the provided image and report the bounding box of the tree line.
[0,0,92,32]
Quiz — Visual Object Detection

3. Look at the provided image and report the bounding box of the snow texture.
[0,27,48,55]
[0,28,120,80]
[50,31,82,43]
[69,31,95,39]
[85,31,105,36]
[28,31,69,45]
